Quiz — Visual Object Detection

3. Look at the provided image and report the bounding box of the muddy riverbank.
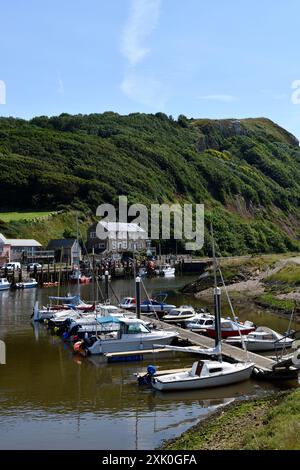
[181,254,300,322]
[161,387,300,450]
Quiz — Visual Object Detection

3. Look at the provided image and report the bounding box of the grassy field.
[0,210,92,245]
[265,262,300,286]
[162,389,300,450]
[0,211,56,222]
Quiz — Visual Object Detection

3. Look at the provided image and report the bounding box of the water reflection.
[0,275,298,449]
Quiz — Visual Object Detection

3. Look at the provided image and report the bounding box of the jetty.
[142,315,276,372]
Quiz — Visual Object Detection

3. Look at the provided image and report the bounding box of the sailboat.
[151,225,254,392]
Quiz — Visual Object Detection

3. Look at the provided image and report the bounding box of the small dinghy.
[15,278,38,289]
[159,264,175,277]
[225,326,294,351]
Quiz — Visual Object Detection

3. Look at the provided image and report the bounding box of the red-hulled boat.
[205,318,256,339]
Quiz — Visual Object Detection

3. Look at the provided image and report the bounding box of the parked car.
[27,263,42,271]
[2,262,21,271]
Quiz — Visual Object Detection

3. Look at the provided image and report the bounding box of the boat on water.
[185,313,215,330]
[66,305,138,338]
[119,297,136,309]
[0,278,11,291]
[155,264,175,277]
[138,267,147,278]
[46,310,90,331]
[70,269,92,284]
[151,360,254,391]
[119,294,176,315]
[162,306,197,324]
[74,316,179,355]
[205,318,256,339]
[33,294,94,321]
[141,298,176,314]
[144,225,254,392]
[47,302,138,336]
[224,326,295,351]
[15,278,38,289]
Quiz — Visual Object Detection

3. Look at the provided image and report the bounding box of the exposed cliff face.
[193,118,299,152]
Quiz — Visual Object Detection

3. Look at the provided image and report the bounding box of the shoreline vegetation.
[181,253,300,322]
[161,388,300,450]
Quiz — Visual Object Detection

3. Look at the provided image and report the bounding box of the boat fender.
[292,348,300,366]
[292,339,300,350]
[147,365,156,375]
[252,367,263,376]
[74,341,84,353]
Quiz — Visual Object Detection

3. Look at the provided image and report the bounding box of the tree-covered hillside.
[0,112,300,254]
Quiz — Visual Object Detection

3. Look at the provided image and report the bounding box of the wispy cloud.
[121,0,161,66]
[120,0,165,109]
[198,94,237,103]
[57,74,64,95]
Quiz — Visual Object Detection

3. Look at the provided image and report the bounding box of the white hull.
[156,265,175,277]
[225,327,295,351]
[38,310,57,320]
[152,362,254,391]
[141,304,175,313]
[163,271,175,277]
[16,281,38,289]
[88,332,176,355]
[226,338,293,351]
[0,278,10,291]
[163,314,195,323]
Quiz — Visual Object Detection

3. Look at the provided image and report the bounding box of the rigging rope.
[211,232,250,361]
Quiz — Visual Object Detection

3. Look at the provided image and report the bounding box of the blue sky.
[1,0,300,138]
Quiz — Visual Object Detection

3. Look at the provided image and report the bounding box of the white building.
[87,222,147,254]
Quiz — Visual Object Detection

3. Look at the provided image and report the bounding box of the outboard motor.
[83,335,97,348]
[69,324,80,337]
[138,365,156,386]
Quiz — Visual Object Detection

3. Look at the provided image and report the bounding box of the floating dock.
[104,346,201,363]
[143,316,276,372]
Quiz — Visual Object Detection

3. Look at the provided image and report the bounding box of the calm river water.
[0,275,298,449]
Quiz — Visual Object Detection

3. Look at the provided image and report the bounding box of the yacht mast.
[76,212,80,295]
[211,223,222,362]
